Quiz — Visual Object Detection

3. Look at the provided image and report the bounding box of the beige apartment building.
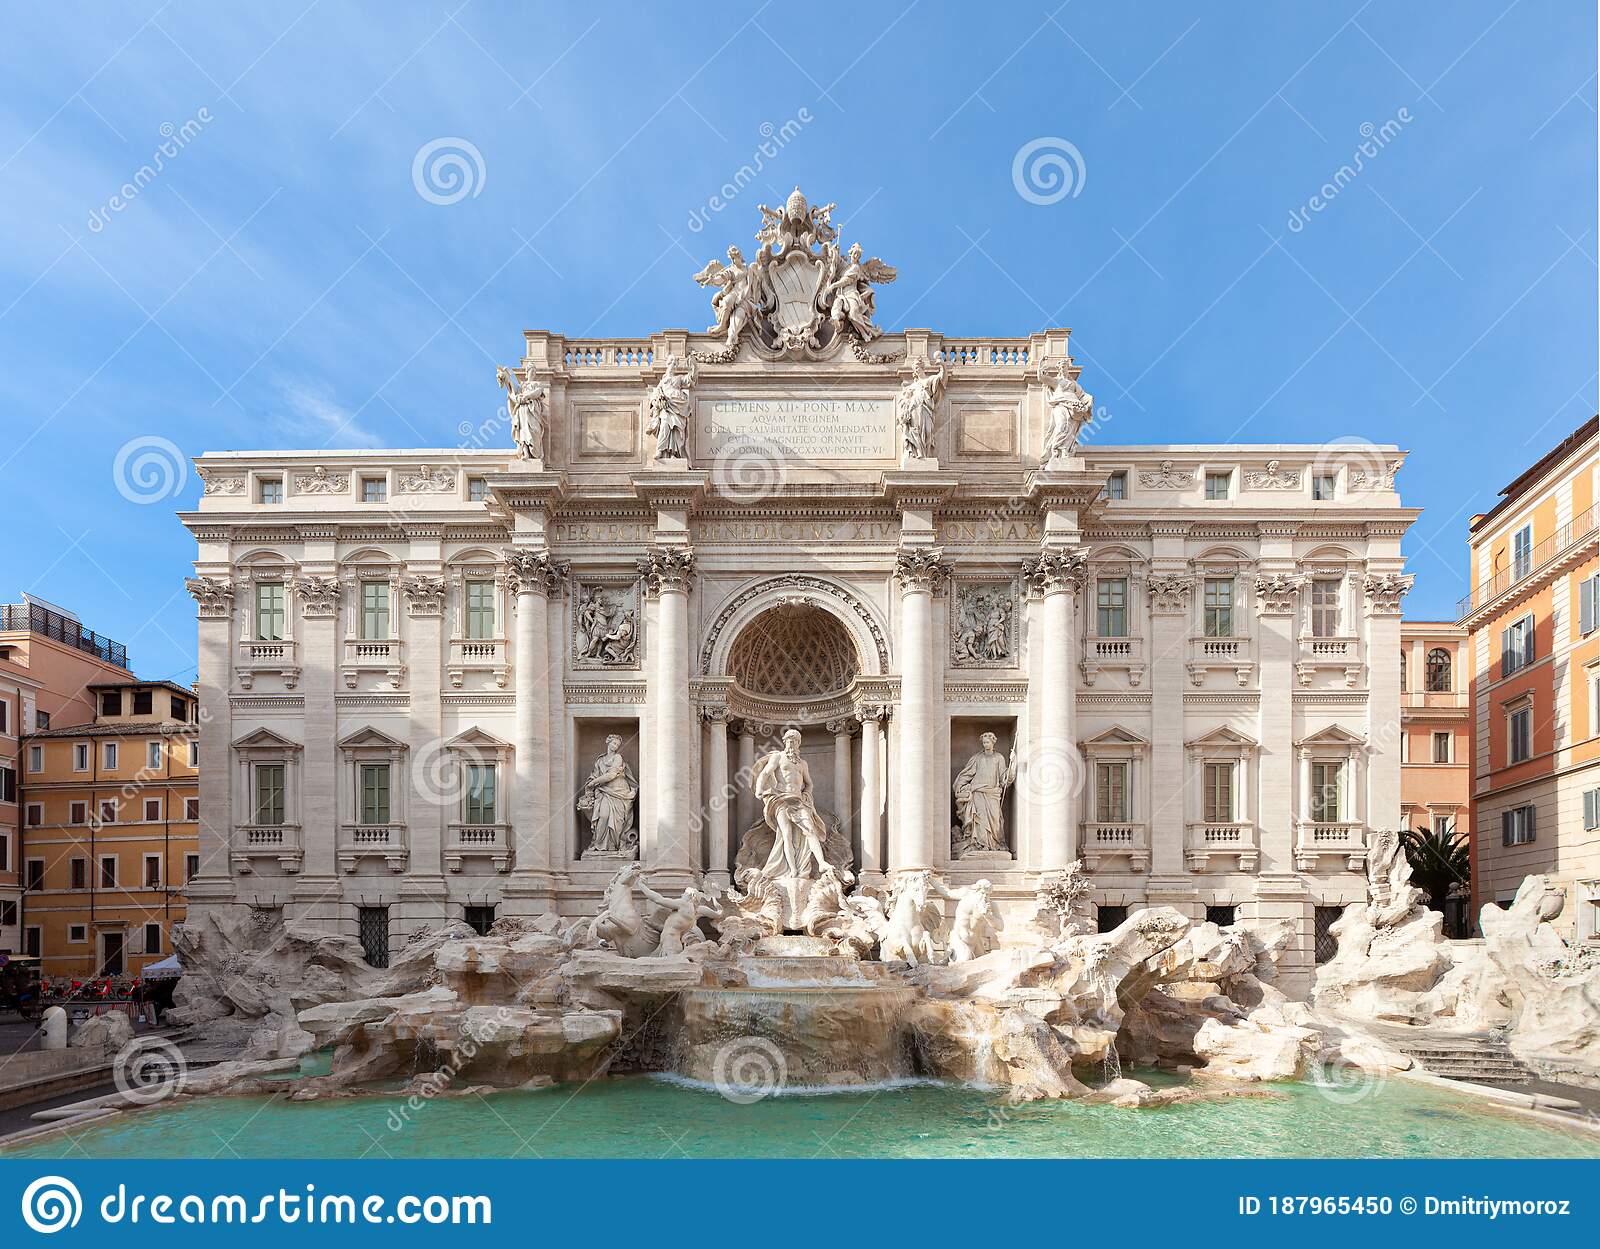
[1463,415,1598,941]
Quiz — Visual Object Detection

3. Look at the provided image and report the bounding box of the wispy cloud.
[270,380,383,448]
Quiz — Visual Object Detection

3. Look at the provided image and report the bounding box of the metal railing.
[0,603,128,668]
[1456,502,1598,620]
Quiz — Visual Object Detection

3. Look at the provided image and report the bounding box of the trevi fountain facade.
[149,190,1596,1121]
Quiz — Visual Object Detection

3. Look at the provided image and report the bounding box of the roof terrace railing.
[0,603,129,669]
[1456,502,1598,621]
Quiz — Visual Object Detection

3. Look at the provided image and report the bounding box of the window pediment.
[338,725,407,751]
[231,727,302,753]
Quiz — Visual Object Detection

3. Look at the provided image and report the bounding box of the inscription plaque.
[702,398,895,461]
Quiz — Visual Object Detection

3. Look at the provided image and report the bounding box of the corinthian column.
[703,707,731,888]
[642,547,697,887]
[893,549,949,873]
[506,550,565,907]
[1025,547,1087,871]
[857,706,886,885]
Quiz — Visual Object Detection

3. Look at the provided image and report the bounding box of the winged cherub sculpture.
[692,245,773,350]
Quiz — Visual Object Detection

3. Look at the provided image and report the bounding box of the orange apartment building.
[1399,619,1471,932]
[1462,415,1599,942]
[21,678,200,977]
[1,595,134,958]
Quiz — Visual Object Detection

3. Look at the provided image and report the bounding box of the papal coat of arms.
[692,187,896,361]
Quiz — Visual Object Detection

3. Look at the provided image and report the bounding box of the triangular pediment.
[1295,724,1368,749]
[1184,724,1257,750]
[337,725,407,750]
[1082,725,1150,748]
[444,726,511,751]
[231,727,302,751]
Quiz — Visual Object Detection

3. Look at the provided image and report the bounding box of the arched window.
[1400,652,1408,692]
[1425,647,1452,693]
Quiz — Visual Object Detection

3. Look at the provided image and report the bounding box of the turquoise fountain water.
[9,1073,1598,1160]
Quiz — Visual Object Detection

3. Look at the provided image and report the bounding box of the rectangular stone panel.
[578,407,637,457]
[701,397,895,461]
[957,408,1017,455]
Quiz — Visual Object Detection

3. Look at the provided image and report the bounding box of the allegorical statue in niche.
[897,357,947,461]
[1041,360,1093,463]
[496,365,548,462]
[752,728,832,880]
[645,353,696,461]
[577,735,639,856]
[953,732,1017,856]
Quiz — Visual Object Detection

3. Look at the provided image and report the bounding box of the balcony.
[1184,822,1259,873]
[1080,822,1149,873]
[1295,822,1367,872]
[0,601,128,668]
[1296,636,1362,687]
[342,637,406,689]
[338,823,410,873]
[1186,635,1254,687]
[1079,635,1145,687]
[235,638,300,690]
[445,822,513,873]
[1456,502,1597,621]
[231,823,303,874]
[447,637,509,689]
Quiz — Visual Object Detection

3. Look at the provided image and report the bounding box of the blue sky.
[1,2,1594,682]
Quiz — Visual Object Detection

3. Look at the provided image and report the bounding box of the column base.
[501,874,559,916]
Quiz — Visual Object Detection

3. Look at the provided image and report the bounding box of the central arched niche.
[726,603,860,701]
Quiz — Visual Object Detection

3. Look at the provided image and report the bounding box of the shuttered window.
[1502,805,1536,846]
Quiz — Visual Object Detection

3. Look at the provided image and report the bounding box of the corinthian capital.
[185,576,235,618]
[638,546,696,595]
[505,550,568,597]
[893,547,951,593]
[1145,572,1194,615]
[1363,571,1415,616]
[1253,572,1304,615]
[1022,546,1088,596]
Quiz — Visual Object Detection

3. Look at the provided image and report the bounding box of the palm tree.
[1399,823,1470,914]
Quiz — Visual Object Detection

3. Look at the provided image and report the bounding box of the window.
[1205,471,1231,500]
[358,906,390,968]
[143,798,161,822]
[68,923,86,944]
[132,689,152,715]
[147,740,162,769]
[1432,813,1453,838]
[1094,761,1129,822]
[143,855,161,888]
[1310,579,1341,637]
[185,853,200,882]
[1583,788,1600,832]
[24,803,41,827]
[464,763,497,825]
[184,797,200,821]
[1202,762,1235,823]
[360,582,390,639]
[0,766,13,803]
[1203,578,1234,637]
[143,922,162,954]
[35,710,48,730]
[188,740,200,767]
[467,477,488,502]
[0,901,11,927]
[23,926,40,957]
[1400,651,1408,692]
[70,858,86,890]
[72,743,88,772]
[0,698,7,734]
[253,764,286,825]
[255,582,286,641]
[1511,524,1532,580]
[0,836,6,872]
[1425,647,1452,692]
[1095,577,1128,638]
[1502,804,1536,846]
[361,476,387,503]
[465,579,496,639]
[25,859,44,890]
[1508,706,1532,764]
[464,905,496,936]
[101,690,121,716]
[27,745,42,772]
[1314,906,1342,963]
[1310,761,1343,822]
[103,741,118,770]
[1432,731,1451,764]
[1102,471,1126,500]
[1312,473,1337,500]
[100,855,117,887]
[1580,574,1599,637]
[99,799,116,824]
[1096,904,1129,933]
[258,477,284,504]
[360,763,391,825]
[1501,614,1535,676]
[1205,904,1236,927]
